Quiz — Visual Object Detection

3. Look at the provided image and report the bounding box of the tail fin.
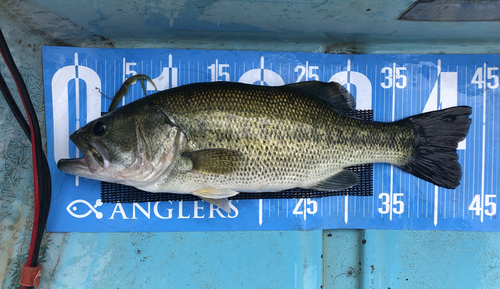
[398,106,472,189]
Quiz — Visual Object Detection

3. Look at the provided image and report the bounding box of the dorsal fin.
[284,81,356,114]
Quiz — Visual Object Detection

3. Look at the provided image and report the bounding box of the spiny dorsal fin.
[284,81,356,114]
[181,149,243,174]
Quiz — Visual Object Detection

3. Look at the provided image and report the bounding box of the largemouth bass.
[58,81,472,212]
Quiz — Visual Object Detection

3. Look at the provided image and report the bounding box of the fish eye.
[92,121,106,136]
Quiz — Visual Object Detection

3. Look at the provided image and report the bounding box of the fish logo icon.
[66,199,104,219]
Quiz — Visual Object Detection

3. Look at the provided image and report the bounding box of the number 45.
[469,194,497,216]
[471,67,499,89]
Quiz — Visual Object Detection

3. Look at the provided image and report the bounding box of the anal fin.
[192,188,239,213]
[199,197,231,213]
[312,169,359,191]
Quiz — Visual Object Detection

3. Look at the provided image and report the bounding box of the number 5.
[392,193,404,214]
[485,195,497,216]
[487,67,499,89]
[395,67,407,89]
[309,66,319,81]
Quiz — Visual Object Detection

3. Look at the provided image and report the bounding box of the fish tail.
[397,106,472,189]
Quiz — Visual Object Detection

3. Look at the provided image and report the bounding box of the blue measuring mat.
[42,47,499,232]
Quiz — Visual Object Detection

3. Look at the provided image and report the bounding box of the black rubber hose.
[0,70,51,266]
[0,29,51,270]
[0,72,31,139]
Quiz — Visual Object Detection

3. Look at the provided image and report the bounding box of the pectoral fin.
[192,188,239,213]
[182,149,243,174]
[312,169,359,191]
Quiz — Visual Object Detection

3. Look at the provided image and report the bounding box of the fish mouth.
[57,134,111,176]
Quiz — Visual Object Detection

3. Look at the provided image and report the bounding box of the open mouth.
[89,143,104,167]
[57,134,111,175]
[77,139,110,174]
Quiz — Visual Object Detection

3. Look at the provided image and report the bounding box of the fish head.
[57,104,182,186]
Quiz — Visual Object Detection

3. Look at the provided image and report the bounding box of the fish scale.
[145,82,415,191]
[58,80,471,211]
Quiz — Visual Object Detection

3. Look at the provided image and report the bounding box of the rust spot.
[370,265,375,274]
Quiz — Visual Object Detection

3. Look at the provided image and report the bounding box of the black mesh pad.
[101,110,374,203]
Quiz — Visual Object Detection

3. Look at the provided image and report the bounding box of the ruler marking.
[472,65,476,219]
[259,199,263,225]
[363,196,365,218]
[347,59,351,91]
[433,60,442,226]
[463,65,467,219]
[409,64,413,219]
[320,198,323,217]
[453,190,456,219]
[389,62,396,221]
[329,197,332,217]
[372,64,377,218]
[337,196,339,217]
[481,63,487,223]
[74,53,80,187]
[343,59,353,224]
[354,196,356,218]
[434,186,439,226]
[444,188,447,219]
[104,60,107,109]
[492,80,497,220]
[344,195,349,224]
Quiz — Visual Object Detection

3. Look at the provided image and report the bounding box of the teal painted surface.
[23,0,500,47]
[359,230,500,288]
[40,231,323,288]
[323,230,363,288]
[323,230,500,288]
[1,0,500,288]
